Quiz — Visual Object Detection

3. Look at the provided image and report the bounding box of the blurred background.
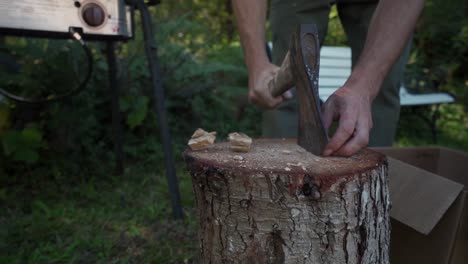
[0,0,466,263]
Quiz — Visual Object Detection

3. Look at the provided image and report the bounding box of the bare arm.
[232,0,291,108]
[322,0,425,156]
[349,0,425,100]
[232,0,269,76]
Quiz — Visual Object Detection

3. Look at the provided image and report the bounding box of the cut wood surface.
[228,132,252,153]
[185,139,390,264]
[188,128,217,150]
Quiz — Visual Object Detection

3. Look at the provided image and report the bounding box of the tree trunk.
[184,139,390,264]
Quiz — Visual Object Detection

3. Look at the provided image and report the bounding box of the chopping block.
[184,139,390,264]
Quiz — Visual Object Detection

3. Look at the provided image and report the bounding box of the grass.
[1,104,466,264]
[0,164,199,264]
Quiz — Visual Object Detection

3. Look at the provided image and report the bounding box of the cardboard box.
[373,147,468,264]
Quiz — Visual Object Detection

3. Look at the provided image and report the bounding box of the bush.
[0,5,259,178]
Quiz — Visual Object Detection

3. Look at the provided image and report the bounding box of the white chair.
[318,46,455,106]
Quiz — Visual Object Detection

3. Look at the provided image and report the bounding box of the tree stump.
[184,139,390,264]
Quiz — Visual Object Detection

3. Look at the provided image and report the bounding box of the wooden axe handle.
[268,51,294,97]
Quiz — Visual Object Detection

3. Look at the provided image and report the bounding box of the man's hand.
[321,86,373,157]
[232,0,292,109]
[248,63,293,109]
[319,0,424,157]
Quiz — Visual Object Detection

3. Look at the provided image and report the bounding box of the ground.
[0,165,198,263]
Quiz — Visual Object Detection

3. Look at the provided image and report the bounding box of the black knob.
[82,3,105,27]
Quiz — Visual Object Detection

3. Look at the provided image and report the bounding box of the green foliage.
[1,125,43,164]
[406,0,467,103]
[154,0,236,45]
[0,38,90,99]
[324,5,348,46]
[0,35,110,173]
[397,0,467,145]
[120,95,150,130]
[0,1,258,173]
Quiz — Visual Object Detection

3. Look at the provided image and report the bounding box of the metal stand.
[122,0,184,219]
[105,38,183,219]
[106,41,125,175]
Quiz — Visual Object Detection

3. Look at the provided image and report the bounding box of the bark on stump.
[184,139,390,264]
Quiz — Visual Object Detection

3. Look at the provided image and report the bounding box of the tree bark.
[184,139,390,264]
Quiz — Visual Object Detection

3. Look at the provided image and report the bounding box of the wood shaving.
[188,128,216,150]
[228,132,252,153]
[233,155,244,161]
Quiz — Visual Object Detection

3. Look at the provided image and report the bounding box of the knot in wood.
[239,199,251,209]
[301,182,321,200]
[301,175,321,200]
[205,168,225,194]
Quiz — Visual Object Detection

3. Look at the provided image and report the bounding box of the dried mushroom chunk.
[188,128,217,150]
[228,132,252,153]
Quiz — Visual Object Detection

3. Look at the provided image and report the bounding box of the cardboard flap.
[388,157,464,235]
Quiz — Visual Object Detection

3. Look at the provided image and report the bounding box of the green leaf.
[33,200,50,216]
[0,188,6,201]
[12,148,39,164]
[20,126,42,149]
[1,131,20,155]
[119,96,132,112]
[127,96,149,129]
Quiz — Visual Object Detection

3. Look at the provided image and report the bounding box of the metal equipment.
[0,0,133,40]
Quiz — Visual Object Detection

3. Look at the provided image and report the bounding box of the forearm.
[232,0,269,74]
[347,0,425,99]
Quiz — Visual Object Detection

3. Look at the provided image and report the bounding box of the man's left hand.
[321,86,373,157]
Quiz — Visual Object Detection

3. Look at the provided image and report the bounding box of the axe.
[268,24,329,156]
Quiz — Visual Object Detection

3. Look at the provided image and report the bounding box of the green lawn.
[1,165,199,263]
[1,105,466,264]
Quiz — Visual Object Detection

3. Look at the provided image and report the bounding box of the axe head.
[290,24,329,155]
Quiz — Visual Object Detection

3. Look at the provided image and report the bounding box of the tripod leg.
[106,41,124,175]
[135,0,184,219]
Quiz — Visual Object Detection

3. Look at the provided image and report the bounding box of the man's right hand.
[232,0,292,109]
[248,63,293,109]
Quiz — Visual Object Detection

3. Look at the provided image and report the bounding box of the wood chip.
[287,162,307,171]
[233,155,244,161]
[188,128,216,150]
[228,132,252,153]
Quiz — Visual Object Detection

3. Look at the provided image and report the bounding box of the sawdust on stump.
[184,139,390,264]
